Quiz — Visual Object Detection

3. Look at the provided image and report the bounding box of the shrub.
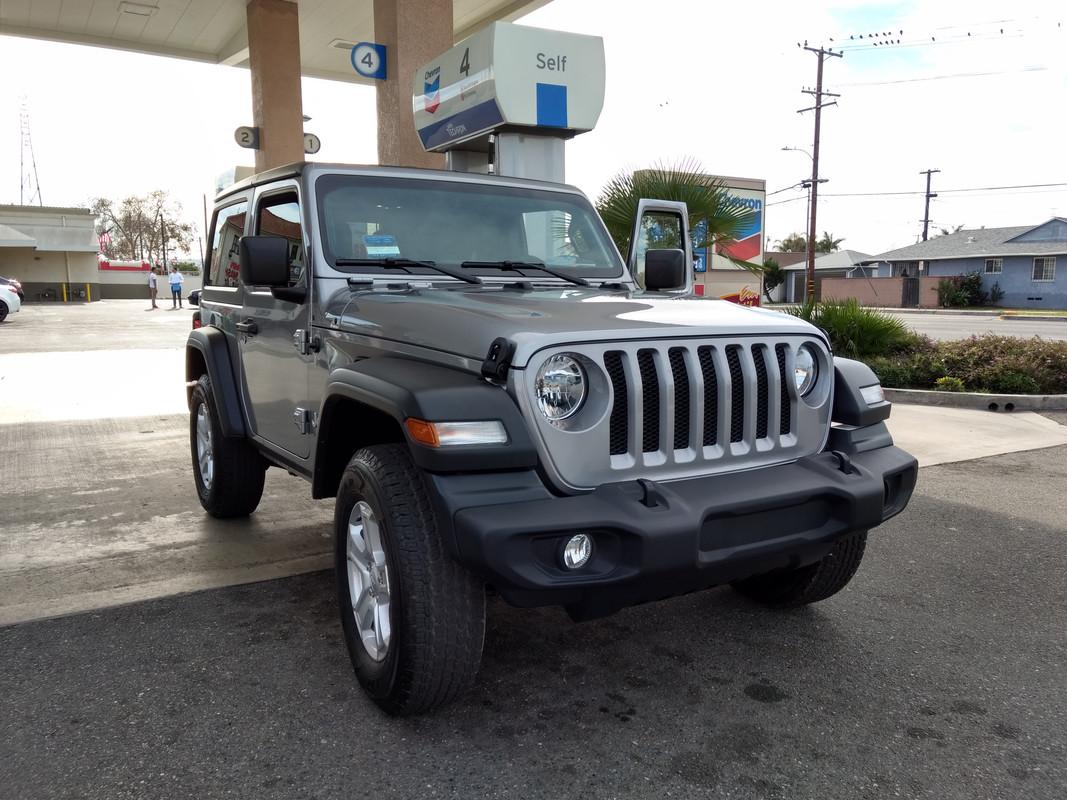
[937,279,958,308]
[865,334,1067,394]
[934,376,965,392]
[787,298,911,359]
[937,272,988,307]
[993,371,1040,394]
[866,357,913,388]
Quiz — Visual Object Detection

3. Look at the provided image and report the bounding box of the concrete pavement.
[3,299,1067,628]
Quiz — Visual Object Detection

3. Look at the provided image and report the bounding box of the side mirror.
[644,249,686,291]
[239,236,289,286]
[239,236,306,302]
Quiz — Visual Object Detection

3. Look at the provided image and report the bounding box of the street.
[886,310,1067,342]
[1,300,1066,799]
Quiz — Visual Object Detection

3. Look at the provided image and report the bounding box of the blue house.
[863,218,1067,309]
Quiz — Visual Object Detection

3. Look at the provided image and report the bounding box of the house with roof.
[768,248,872,303]
[858,218,1067,310]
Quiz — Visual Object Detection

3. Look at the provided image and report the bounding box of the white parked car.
[0,282,21,322]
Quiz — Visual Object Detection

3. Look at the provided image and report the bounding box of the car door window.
[206,200,248,287]
[255,192,303,287]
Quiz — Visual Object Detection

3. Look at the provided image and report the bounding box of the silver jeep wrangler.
[186,161,916,715]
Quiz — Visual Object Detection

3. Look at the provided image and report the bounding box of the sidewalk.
[885,402,1067,468]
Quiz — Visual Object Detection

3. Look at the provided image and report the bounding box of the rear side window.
[206,200,248,287]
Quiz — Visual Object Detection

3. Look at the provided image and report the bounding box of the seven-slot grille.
[603,342,795,461]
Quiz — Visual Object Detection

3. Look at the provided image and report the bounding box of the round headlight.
[794,345,819,397]
[535,354,586,421]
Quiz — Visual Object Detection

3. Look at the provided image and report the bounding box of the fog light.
[560,534,593,570]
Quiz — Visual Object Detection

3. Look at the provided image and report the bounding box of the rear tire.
[335,443,485,716]
[190,374,266,518]
[731,533,868,608]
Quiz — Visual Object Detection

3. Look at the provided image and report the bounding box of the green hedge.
[867,335,1067,394]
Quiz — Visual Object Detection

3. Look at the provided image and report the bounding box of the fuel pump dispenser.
[413,22,606,183]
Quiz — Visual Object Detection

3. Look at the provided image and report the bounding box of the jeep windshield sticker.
[364,235,400,256]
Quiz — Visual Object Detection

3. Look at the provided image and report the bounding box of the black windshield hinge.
[481,337,515,381]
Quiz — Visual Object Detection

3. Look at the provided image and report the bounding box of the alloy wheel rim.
[346,500,392,661]
[195,404,214,489]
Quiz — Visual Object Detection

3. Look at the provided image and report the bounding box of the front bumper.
[429,442,917,620]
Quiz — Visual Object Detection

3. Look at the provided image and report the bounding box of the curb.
[884,387,1067,412]
[998,313,1067,323]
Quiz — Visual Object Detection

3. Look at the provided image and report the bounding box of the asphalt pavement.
[2,300,1066,799]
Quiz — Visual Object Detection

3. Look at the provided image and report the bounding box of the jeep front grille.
[521,337,830,492]
[605,342,793,459]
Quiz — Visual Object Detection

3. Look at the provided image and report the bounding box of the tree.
[936,224,964,237]
[761,257,785,303]
[93,190,195,263]
[775,233,807,253]
[814,231,844,254]
[595,158,761,276]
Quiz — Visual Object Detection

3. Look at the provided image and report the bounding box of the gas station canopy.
[0,0,550,84]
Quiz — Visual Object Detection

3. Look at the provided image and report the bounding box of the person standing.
[147,267,159,310]
[169,265,185,309]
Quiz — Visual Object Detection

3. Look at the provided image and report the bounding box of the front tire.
[335,444,485,716]
[189,374,266,518]
[731,532,868,608]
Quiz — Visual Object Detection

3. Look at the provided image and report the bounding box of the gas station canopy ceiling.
[0,0,550,84]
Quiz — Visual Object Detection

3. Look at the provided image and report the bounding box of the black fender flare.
[320,357,537,474]
[185,327,247,437]
[832,356,892,427]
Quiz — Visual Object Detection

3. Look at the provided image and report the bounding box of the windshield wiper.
[461,260,590,287]
[335,257,482,285]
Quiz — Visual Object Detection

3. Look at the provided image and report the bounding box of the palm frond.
[595,158,760,275]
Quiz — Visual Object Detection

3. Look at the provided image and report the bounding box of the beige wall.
[0,206,100,301]
[821,276,940,309]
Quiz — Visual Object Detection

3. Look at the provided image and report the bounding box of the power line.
[818,14,1061,53]
[815,181,1067,198]
[830,64,1048,88]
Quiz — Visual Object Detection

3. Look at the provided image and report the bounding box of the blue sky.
[1,0,1063,256]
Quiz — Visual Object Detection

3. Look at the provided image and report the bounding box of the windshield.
[316,174,624,281]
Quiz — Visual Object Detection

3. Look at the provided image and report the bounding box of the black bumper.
[429,444,917,620]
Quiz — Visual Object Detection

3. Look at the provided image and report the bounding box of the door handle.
[236,319,258,335]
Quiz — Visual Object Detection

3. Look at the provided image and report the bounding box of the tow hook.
[830,450,855,475]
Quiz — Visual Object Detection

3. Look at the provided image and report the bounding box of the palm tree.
[814,231,844,254]
[595,158,761,276]
[775,233,807,253]
[936,224,964,237]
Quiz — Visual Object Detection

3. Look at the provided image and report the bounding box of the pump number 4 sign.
[351,43,386,80]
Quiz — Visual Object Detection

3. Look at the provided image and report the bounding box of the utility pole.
[799,45,842,301]
[160,213,167,272]
[920,168,940,240]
